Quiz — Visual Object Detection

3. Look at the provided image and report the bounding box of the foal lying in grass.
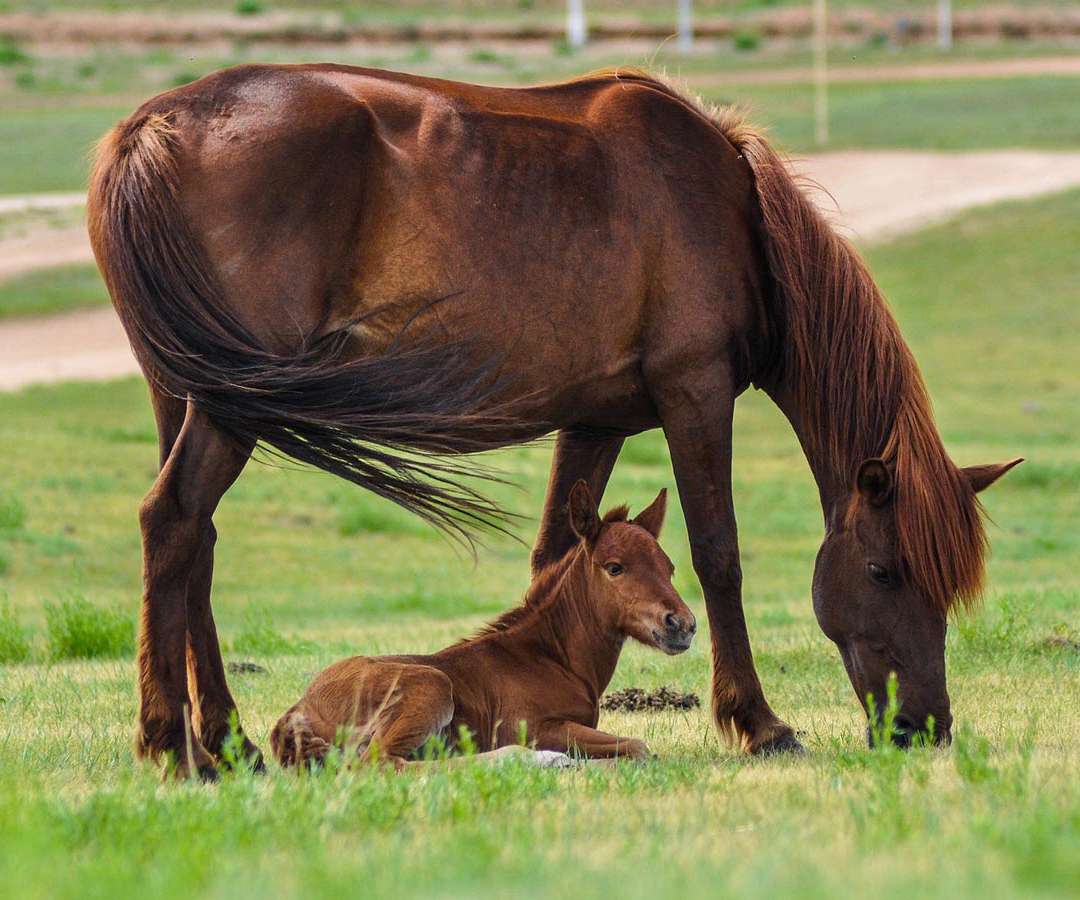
[271,481,696,769]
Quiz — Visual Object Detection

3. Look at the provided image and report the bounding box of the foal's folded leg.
[537,721,651,761]
[350,665,455,769]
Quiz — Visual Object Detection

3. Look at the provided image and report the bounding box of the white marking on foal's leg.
[530,750,575,768]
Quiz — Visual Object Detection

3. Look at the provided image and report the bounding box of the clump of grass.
[468,48,502,65]
[733,29,762,52]
[234,0,263,15]
[0,601,31,663]
[229,608,314,657]
[170,71,200,88]
[0,36,29,67]
[44,596,134,660]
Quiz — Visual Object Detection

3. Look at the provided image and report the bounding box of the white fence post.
[567,0,587,48]
[937,0,953,50]
[677,0,693,52]
[813,0,828,146]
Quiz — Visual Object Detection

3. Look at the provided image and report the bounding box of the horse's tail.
[270,706,333,768]
[88,111,521,538]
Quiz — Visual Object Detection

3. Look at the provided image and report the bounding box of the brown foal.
[271,482,695,768]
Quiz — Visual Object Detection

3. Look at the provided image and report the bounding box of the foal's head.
[567,480,696,654]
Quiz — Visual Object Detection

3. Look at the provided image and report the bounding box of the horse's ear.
[856,458,893,507]
[633,488,668,539]
[961,458,1023,494]
[568,480,600,543]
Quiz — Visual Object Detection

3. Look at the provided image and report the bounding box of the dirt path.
[3,147,1080,392]
[697,55,1080,86]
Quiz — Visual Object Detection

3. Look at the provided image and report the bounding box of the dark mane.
[602,70,987,613]
[706,105,986,613]
[450,545,583,645]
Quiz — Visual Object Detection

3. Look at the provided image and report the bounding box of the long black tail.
[88,110,525,538]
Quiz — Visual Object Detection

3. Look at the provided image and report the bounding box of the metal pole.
[813,0,828,146]
[677,0,693,53]
[937,0,953,50]
[567,0,587,49]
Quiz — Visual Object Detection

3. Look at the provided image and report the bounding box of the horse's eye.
[867,563,891,586]
[604,562,624,577]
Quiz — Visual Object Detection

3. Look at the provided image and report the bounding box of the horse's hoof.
[198,763,221,783]
[751,730,806,756]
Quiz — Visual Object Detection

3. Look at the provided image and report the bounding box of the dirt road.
[4,148,1080,392]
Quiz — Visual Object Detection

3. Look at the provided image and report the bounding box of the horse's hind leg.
[530,429,623,574]
[138,395,250,779]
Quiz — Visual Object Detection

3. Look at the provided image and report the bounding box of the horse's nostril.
[664,612,680,631]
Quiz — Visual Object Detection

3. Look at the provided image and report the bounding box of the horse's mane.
[455,505,632,645]
[571,68,986,614]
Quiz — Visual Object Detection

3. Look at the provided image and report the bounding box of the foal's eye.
[867,563,891,586]
[604,563,624,577]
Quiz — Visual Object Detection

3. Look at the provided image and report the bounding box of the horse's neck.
[524,555,625,699]
[764,379,848,519]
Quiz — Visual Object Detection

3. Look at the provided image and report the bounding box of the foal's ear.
[961,458,1023,494]
[856,458,893,507]
[568,480,600,543]
[632,488,668,539]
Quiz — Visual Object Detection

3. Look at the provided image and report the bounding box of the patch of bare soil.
[601,686,701,712]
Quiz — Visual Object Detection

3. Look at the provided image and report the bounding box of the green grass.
[0,263,107,320]
[0,188,1078,896]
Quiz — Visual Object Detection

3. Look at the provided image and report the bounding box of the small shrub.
[0,602,30,663]
[44,596,134,660]
[733,29,761,52]
[468,48,501,65]
[170,71,200,88]
[0,36,29,66]
[234,0,263,15]
[229,608,314,657]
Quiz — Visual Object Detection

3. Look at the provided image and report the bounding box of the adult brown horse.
[88,64,1020,779]
[271,482,693,769]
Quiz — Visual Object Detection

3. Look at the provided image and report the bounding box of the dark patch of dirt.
[1040,634,1080,653]
[601,686,700,713]
[227,661,268,674]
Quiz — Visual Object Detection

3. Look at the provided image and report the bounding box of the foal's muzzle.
[655,611,696,654]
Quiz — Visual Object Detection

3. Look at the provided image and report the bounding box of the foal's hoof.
[751,730,806,757]
[217,739,267,775]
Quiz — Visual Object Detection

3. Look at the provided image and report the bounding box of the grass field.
[0,173,1077,897]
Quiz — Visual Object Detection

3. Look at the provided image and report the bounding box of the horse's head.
[567,480,696,655]
[813,457,1021,747]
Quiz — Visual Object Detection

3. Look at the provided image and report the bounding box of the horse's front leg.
[655,367,802,755]
[138,400,249,780]
[530,428,623,574]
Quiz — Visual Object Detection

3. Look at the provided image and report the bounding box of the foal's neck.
[525,548,625,699]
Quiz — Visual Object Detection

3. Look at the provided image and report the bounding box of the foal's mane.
[575,68,987,613]
[456,505,631,645]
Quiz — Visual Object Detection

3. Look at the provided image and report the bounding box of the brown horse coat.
[271,483,695,768]
[89,65,1020,778]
